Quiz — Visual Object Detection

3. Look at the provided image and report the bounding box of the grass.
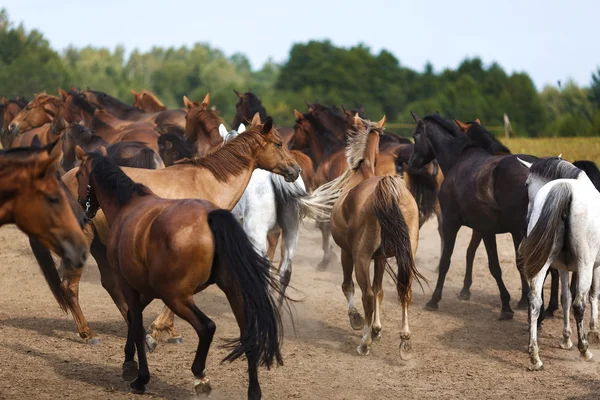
[501,137,600,164]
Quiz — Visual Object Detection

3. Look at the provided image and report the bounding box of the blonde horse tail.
[519,182,572,280]
[373,176,424,304]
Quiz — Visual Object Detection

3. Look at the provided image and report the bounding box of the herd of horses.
[1,86,600,398]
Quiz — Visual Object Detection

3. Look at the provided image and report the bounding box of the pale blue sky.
[4,0,598,89]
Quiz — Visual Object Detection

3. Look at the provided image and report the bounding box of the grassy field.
[502,137,600,164]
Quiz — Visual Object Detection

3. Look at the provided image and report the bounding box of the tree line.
[1,9,599,137]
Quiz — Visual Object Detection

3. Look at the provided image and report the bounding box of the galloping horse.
[519,157,600,371]
[29,113,300,345]
[307,114,423,357]
[74,149,285,398]
[409,113,530,320]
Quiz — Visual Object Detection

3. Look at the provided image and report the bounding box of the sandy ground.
[0,219,599,400]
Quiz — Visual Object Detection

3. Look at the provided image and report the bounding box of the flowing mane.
[89,154,150,205]
[466,122,511,155]
[69,89,97,117]
[297,111,346,156]
[424,113,474,152]
[176,126,266,182]
[529,157,582,182]
[346,118,383,169]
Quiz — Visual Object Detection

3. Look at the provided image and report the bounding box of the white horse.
[519,156,600,371]
[219,123,307,305]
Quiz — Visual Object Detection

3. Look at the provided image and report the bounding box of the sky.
[4,0,599,89]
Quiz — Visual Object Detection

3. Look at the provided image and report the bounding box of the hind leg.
[482,234,513,320]
[512,233,529,310]
[572,265,593,361]
[341,250,363,330]
[354,254,375,356]
[266,229,281,263]
[371,258,385,341]
[317,221,336,270]
[558,270,574,350]
[146,306,182,351]
[527,263,550,370]
[277,202,300,306]
[587,268,600,343]
[426,218,460,311]
[545,268,560,318]
[460,230,481,301]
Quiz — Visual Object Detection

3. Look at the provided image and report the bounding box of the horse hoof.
[527,361,543,371]
[87,337,101,345]
[317,261,329,271]
[498,311,514,321]
[122,361,139,382]
[458,290,471,301]
[560,339,573,350]
[371,327,382,341]
[399,340,413,360]
[145,335,158,353]
[348,308,364,330]
[194,377,212,396]
[167,336,184,344]
[516,299,528,310]
[581,350,593,361]
[356,344,370,356]
[587,331,600,344]
[424,301,439,312]
[128,379,146,395]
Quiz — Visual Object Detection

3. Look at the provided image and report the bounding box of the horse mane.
[89,154,150,206]
[140,90,166,110]
[243,92,269,120]
[299,111,346,155]
[186,109,223,144]
[466,123,511,155]
[346,118,383,169]
[158,133,193,159]
[7,97,28,108]
[423,113,474,151]
[69,123,107,148]
[88,90,136,112]
[176,126,265,182]
[529,157,582,182]
[69,89,96,117]
[573,160,600,190]
[106,141,158,170]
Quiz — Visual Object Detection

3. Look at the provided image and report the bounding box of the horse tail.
[207,209,285,369]
[271,173,308,221]
[373,177,424,304]
[28,237,69,313]
[405,165,438,224]
[519,182,572,280]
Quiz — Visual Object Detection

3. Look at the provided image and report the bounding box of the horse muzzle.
[283,165,301,182]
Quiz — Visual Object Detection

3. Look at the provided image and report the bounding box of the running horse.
[306,114,423,357]
[74,149,286,398]
[29,113,300,345]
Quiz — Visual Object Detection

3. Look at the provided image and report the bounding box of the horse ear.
[304,100,313,108]
[453,119,470,132]
[58,87,68,100]
[558,154,562,160]
[218,124,228,139]
[183,96,194,110]
[237,123,246,133]
[201,93,210,108]
[376,115,386,129]
[130,89,138,96]
[99,146,108,157]
[233,89,242,98]
[517,158,532,170]
[262,117,273,134]
[475,118,481,124]
[294,109,303,120]
[251,112,261,126]
[75,145,86,160]
[410,111,422,123]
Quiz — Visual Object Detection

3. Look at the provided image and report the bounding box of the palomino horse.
[519,157,600,371]
[307,114,423,357]
[0,141,88,268]
[29,113,300,345]
[74,149,285,398]
[409,113,530,320]
[131,89,167,112]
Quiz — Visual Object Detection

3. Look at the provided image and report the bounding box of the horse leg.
[460,230,481,301]
[371,258,385,341]
[399,288,412,361]
[527,263,550,371]
[122,288,151,394]
[556,270,574,350]
[59,265,99,343]
[544,268,560,318]
[511,233,529,310]
[317,221,336,270]
[425,220,460,311]
[433,203,443,272]
[146,306,182,351]
[587,268,600,343]
[90,236,128,320]
[482,234,513,320]
[572,265,593,361]
[341,250,362,330]
[354,254,375,356]
[164,296,215,396]
[266,229,280,263]
[276,201,301,306]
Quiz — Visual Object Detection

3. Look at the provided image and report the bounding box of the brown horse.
[131,89,167,112]
[0,141,88,268]
[182,94,225,157]
[88,110,161,153]
[1,97,28,148]
[74,149,285,398]
[306,114,423,357]
[30,113,300,345]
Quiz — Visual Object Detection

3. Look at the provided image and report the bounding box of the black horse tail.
[207,209,285,369]
[28,237,70,313]
[406,164,438,225]
[373,177,424,304]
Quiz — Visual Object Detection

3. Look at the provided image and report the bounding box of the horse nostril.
[8,123,16,132]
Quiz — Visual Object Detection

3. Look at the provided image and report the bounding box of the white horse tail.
[519,182,572,280]
[270,174,307,216]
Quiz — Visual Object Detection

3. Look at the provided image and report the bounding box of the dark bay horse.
[408,113,530,320]
[74,149,285,398]
[29,114,300,344]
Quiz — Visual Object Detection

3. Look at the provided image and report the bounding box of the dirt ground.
[1,219,599,400]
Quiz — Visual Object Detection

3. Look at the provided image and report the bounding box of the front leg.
[146,306,182,352]
[426,218,460,311]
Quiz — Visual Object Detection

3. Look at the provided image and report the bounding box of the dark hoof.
[145,334,158,352]
[516,298,528,310]
[498,311,514,321]
[122,361,139,382]
[167,336,184,344]
[424,300,439,311]
[458,290,471,301]
[349,308,364,330]
[371,327,382,341]
[128,379,146,395]
[87,337,101,345]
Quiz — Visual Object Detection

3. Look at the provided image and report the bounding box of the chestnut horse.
[306,114,423,357]
[74,150,285,398]
[29,113,300,345]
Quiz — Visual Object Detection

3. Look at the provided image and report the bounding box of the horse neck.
[191,126,223,158]
[0,170,22,224]
[427,124,473,173]
[362,132,379,175]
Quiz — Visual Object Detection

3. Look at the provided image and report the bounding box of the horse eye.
[46,195,60,205]
[276,142,282,148]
